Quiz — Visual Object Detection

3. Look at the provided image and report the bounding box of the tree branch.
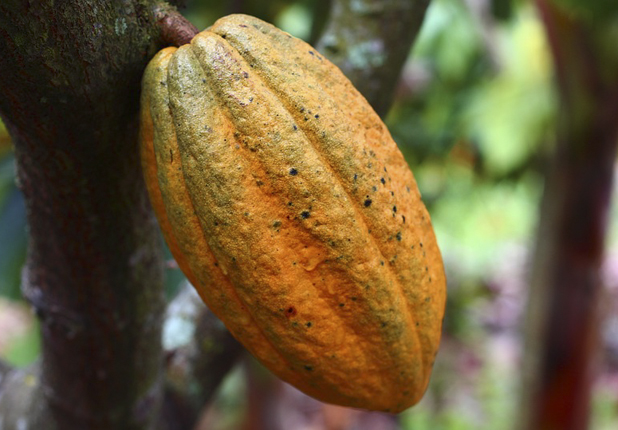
[519,2,618,429]
[316,0,431,116]
[160,284,244,430]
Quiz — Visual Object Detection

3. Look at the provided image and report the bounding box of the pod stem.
[155,4,199,47]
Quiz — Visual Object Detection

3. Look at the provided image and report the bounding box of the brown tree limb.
[160,284,244,430]
[0,1,188,429]
[519,2,618,429]
[316,0,431,117]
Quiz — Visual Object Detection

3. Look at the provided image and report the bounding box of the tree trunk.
[0,2,166,428]
[519,2,618,429]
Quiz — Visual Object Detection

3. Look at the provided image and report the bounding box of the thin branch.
[154,3,199,47]
[316,0,431,116]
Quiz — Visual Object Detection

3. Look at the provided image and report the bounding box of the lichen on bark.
[317,0,431,117]
[0,1,167,429]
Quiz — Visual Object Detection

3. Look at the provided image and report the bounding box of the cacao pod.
[140,14,446,413]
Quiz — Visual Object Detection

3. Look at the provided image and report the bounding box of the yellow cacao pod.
[140,14,446,413]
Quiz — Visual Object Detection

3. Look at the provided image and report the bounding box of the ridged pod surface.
[140,14,446,412]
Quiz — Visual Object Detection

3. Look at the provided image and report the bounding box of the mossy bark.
[317,0,430,117]
[0,2,166,429]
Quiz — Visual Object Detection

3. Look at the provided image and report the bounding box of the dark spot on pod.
[380,261,385,266]
[354,173,358,181]
[304,365,313,371]
[304,117,309,121]
[372,186,377,192]
[239,24,248,27]
[393,206,397,213]
[315,114,319,118]
[201,79,206,84]
[420,242,424,248]
[415,322,420,326]
[339,303,345,307]
[286,307,297,317]
[381,322,387,328]
[293,124,298,130]
[396,232,402,241]
[169,149,173,163]
[429,277,432,282]
[273,220,282,228]
[221,34,226,39]
[306,322,312,327]
[301,211,310,219]
[300,107,305,113]
[381,177,386,184]
[402,215,406,223]
[364,199,372,207]
[425,297,431,302]
[288,201,294,206]
[309,50,315,55]
[289,168,298,175]
[351,297,357,301]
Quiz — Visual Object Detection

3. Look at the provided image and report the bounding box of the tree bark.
[519,2,618,429]
[161,284,243,430]
[316,0,430,117]
[0,2,169,429]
